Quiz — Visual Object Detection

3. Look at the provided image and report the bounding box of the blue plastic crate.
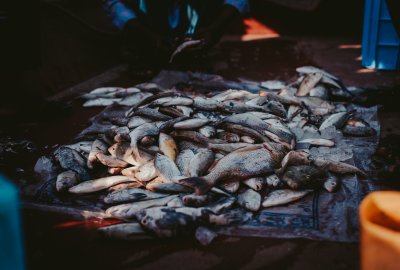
[362,0,400,70]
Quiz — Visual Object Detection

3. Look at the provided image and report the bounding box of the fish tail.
[179,177,212,195]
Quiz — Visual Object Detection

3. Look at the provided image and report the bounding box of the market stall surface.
[1,1,399,269]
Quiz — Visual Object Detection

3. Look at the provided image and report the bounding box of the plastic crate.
[362,0,400,70]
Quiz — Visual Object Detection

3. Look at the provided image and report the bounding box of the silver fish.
[319,112,351,131]
[199,125,217,138]
[237,189,261,212]
[54,147,91,181]
[297,73,323,96]
[69,175,135,194]
[135,160,157,182]
[56,170,80,192]
[87,139,108,169]
[240,136,255,144]
[98,223,153,240]
[323,173,340,192]
[297,138,335,147]
[167,196,185,207]
[108,182,143,192]
[129,122,162,162]
[159,133,178,161]
[188,149,215,177]
[220,181,240,193]
[149,97,193,107]
[169,39,203,63]
[262,189,313,208]
[154,154,181,182]
[192,97,221,111]
[310,85,329,100]
[202,196,236,214]
[131,107,172,121]
[211,89,258,102]
[243,177,266,191]
[83,98,122,107]
[265,174,282,187]
[217,131,241,143]
[173,118,210,129]
[96,153,129,168]
[119,92,153,107]
[103,188,167,204]
[176,105,193,117]
[182,193,213,207]
[127,116,152,129]
[280,165,326,190]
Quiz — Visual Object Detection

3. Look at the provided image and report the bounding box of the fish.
[309,85,329,100]
[54,147,91,181]
[103,188,167,204]
[188,149,215,177]
[167,196,185,207]
[211,89,258,101]
[202,196,236,214]
[237,189,261,212]
[170,130,209,146]
[323,173,340,192]
[158,116,190,132]
[125,92,178,115]
[311,158,367,178]
[319,112,351,131]
[113,127,130,142]
[129,122,162,162]
[108,143,137,165]
[83,98,122,107]
[280,165,326,189]
[182,193,213,207]
[56,171,80,192]
[342,125,376,137]
[154,154,181,182]
[192,97,222,111]
[69,175,135,194]
[241,136,255,144]
[208,143,254,154]
[149,97,193,107]
[264,100,287,118]
[176,105,193,117]
[108,167,124,175]
[265,174,282,187]
[146,180,193,193]
[127,116,152,129]
[299,97,335,116]
[119,92,153,107]
[65,141,93,154]
[260,80,286,90]
[98,223,153,240]
[180,143,287,194]
[173,118,210,129]
[169,39,203,63]
[106,195,178,220]
[262,189,313,208]
[158,133,178,161]
[220,181,240,193]
[221,100,265,114]
[87,140,109,169]
[140,136,156,147]
[131,107,172,121]
[176,149,195,177]
[158,107,185,118]
[219,121,273,144]
[199,125,217,138]
[243,177,266,191]
[82,87,126,99]
[217,131,240,143]
[296,66,339,81]
[108,181,143,192]
[297,73,323,96]
[297,138,335,147]
[135,160,157,182]
[96,153,129,168]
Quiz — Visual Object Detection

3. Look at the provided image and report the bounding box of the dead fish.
[106,195,178,220]
[241,136,255,144]
[119,92,153,107]
[180,143,286,195]
[108,143,137,165]
[192,97,222,111]
[176,105,193,117]
[127,91,178,112]
[265,174,282,187]
[280,165,326,189]
[169,39,203,63]
[323,173,340,192]
[208,143,255,154]
[220,181,240,193]
[173,118,210,129]
[262,189,313,208]
[56,171,80,192]
[167,196,185,207]
[260,91,302,106]
[182,193,213,207]
[195,226,218,246]
[98,223,153,240]
[188,149,215,177]
[178,140,204,153]
[82,87,126,99]
[296,66,339,81]
[203,196,236,214]
[127,116,152,129]
[65,141,93,154]
[113,126,130,142]
[220,123,270,143]
[199,125,217,138]
[243,177,266,191]
[342,125,376,137]
[135,160,157,182]
[264,101,287,118]
[211,89,258,102]
[104,188,167,204]
[129,122,162,162]
[96,153,129,168]
[297,73,323,96]
[154,154,181,182]
[140,136,156,147]
[299,97,335,116]
[311,158,367,178]
[149,97,193,107]
[146,180,193,193]
[176,149,195,177]
[83,98,122,107]
[217,131,240,143]
[158,107,185,118]
[171,130,209,146]
[132,107,172,121]
[54,147,91,181]
[158,133,178,161]
[260,80,286,90]
[319,112,351,131]
[108,182,143,192]
[297,138,335,147]
[287,105,303,120]
[69,175,135,194]
[310,85,329,100]
[108,167,124,175]
[237,189,261,212]
[221,100,265,114]
[277,150,311,174]
[158,116,190,132]
[87,140,108,169]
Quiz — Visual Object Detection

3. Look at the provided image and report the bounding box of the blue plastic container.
[0,175,25,270]
[362,0,400,70]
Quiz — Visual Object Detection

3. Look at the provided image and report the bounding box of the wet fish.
[108,143,137,165]
[83,98,122,107]
[169,39,203,63]
[56,170,80,192]
[54,147,91,181]
[212,89,258,101]
[276,150,311,175]
[342,125,376,137]
[297,73,323,96]
[149,97,193,107]
[208,142,255,154]
[323,173,340,192]
[108,181,143,192]
[125,92,178,115]
[188,149,215,177]
[220,123,269,142]
[296,66,339,81]
[310,85,329,100]
[108,167,124,175]
[176,105,193,117]
[220,181,240,193]
[262,189,313,208]
[65,141,93,154]
[69,175,135,194]
[174,118,210,129]
[106,195,178,220]
[146,180,193,193]
[158,107,185,118]
[319,112,351,130]
[87,140,108,169]
[119,92,153,107]
[158,133,178,161]
[135,160,157,182]
[140,136,156,147]
[176,149,195,176]
[243,177,266,191]
[96,153,129,168]
[264,101,287,118]
[129,122,162,162]
[265,174,282,187]
[237,189,261,212]
[311,158,367,178]
[199,125,217,138]
[280,165,326,189]
[192,97,221,111]
[182,193,213,207]
[132,108,172,121]
[297,138,335,147]
[241,136,255,144]
[221,100,265,114]
[127,116,152,129]
[202,196,236,214]
[154,154,181,182]
[98,223,153,240]
[171,130,209,146]
[104,188,167,204]
[217,131,240,143]
[167,196,185,207]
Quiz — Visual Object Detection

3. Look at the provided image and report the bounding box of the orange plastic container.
[360,191,400,270]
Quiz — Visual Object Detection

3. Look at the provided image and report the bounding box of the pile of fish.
[50,66,375,243]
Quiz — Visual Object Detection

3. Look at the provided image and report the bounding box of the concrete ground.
[1,1,399,269]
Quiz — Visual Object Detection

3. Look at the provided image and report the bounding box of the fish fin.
[179,177,212,195]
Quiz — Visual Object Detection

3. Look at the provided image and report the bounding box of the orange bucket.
[360,191,400,270]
